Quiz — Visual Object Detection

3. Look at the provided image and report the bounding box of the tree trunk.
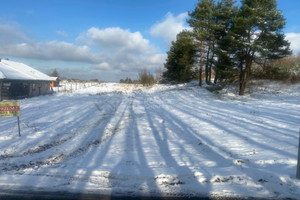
[209,42,215,84]
[199,66,203,87]
[239,58,252,95]
[199,44,204,87]
[214,75,218,84]
[205,45,210,84]
[208,66,212,84]
[208,51,215,84]
[239,75,246,95]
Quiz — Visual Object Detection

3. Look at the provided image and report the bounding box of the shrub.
[252,54,300,83]
[139,69,155,86]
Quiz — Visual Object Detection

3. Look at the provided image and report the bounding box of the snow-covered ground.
[0,81,299,199]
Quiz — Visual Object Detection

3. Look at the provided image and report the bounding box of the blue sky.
[0,0,299,81]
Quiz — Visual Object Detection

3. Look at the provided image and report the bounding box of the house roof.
[0,59,56,81]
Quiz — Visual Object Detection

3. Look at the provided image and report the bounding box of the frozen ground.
[0,81,299,199]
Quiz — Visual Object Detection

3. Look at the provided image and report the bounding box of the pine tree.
[213,0,238,83]
[49,69,60,86]
[188,0,217,86]
[163,31,197,83]
[228,0,291,95]
[50,69,59,77]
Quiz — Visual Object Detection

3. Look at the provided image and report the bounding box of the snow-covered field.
[0,81,299,199]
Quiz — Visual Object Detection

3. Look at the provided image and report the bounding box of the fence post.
[297,128,300,179]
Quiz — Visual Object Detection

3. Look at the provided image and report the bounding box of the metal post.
[17,116,21,137]
[297,128,300,179]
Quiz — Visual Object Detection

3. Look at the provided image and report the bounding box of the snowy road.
[0,82,299,199]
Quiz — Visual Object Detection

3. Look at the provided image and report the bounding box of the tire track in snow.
[61,93,135,161]
[4,93,138,189]
[133,91,213,193]
[0,93,135,173]
[0,95,124,171]
[141,91,237,169]
[0,95,118,161]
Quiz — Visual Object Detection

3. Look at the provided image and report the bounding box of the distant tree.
[90,79,100,82]
[163,31,197,83]
[126,77,133,84]
[50,69,59,77]
[120,77,136,84]
[49,69,60,86]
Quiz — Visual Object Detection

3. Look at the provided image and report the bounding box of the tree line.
[163,0,292,95]
[120,68,164,86]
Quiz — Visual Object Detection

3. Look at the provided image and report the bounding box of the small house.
[0,59,57,101]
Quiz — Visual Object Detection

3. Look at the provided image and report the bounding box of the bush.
[266,65,291,80]
[290,71,300,83]
[252,54,300,83]
[206,82,227,93]
[139,69,155,86]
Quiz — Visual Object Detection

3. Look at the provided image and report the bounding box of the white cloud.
[0,23,30,45]
[0,22,96,63]
[150,12,191,46]
[45,41,97,62]
[0,41,97,63]
[92,62,111,70]
[0,21,166,81]
[77,27,165,74]
[56,30,68,37]
[77,27,156,54]
[286,32,300,54]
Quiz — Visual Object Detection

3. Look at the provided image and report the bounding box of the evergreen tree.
[188,0,217,86]
[163,31,197,83]
[228,0,291,95]
[50,69,59,77]
[188,0,237,85]
[49,69,60,86]
[168,0,290,93]
[213,0,238,83]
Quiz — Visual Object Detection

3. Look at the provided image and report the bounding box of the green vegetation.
[139,69,155,86]
[49,69,60,86]
[252,54,300,82]
[163,0,292,95]
[119,69,155,86]
[163,31,197,83]
[120,77,139,84]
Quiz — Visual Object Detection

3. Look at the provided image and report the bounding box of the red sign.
[0,102,20,117]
